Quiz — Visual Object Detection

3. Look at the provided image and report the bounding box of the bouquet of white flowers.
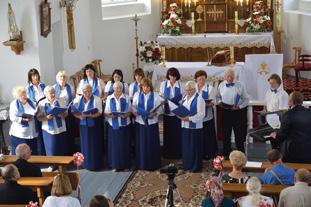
[245,0,272,32]
[160,3,186,36]
[139,41,162,64]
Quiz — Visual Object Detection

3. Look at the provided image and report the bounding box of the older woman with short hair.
[105,81,132,171]
[178,80,205,172]
[132,78,162,170]
[43,174,81,207]
[223,150,249,184]
[9,86,38,155]
[237,177,275,207]
[37,86,68,156]
[73,84,104,170]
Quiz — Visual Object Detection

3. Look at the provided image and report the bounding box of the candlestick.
[194,0,197,7]
[267,0,271,9]
[191,12,195,34]
[234,11,239,34]
[163,0,167,11]
[188,0,191,8]
[230,46,235,65]
[184,0,187,8]
[204,5,207,32]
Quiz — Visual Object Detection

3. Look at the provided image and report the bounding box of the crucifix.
[131,14,141,69]
[206,5,224,22]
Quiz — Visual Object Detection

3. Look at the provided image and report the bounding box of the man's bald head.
[1,164,20,180]
[295,168,311,183]
[15,144,31,160]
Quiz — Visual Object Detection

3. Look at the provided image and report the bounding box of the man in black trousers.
[270,91,311,163]
[217,69,250,158]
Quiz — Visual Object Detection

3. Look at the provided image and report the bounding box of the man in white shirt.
[278,168,311,207]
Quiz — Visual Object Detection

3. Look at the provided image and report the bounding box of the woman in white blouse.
[76,64,105,98]
[43,174,81,207]
[54,70,75,155]
[195,70,218,160]
[9,86,38,155]
[178,81,205,172]
[104,69,129,98]
[37,86,68,156]
[105,81,132,171]
[72,84,104,171]
[132,78,162,170]
[128,68,145,100]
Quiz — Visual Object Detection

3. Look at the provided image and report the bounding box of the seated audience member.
[201,176,235,207]
[237,177,275,207]
[43,174,80,207]
[261,149,294,185]
[13,143,42,177]
[278,168,311,207]
[89,195,114,207]
[223,150,249,184]
[0,164,38,204]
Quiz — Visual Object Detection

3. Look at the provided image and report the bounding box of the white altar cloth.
[157,32,275,51]
[149,62,245,92]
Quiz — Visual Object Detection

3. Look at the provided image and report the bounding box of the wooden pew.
[0,177,53,206]
[0,155,74,173]
[0,205,27,207]
[223,160,311,173]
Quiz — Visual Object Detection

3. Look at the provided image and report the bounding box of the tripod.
[164,174,183,207]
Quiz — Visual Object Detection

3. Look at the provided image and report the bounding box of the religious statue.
[60,0,78,49]
[7,3,20,41]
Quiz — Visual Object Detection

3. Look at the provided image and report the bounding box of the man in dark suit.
[0,164,38,204]
[13,143,42,177]
[271,91,311,163]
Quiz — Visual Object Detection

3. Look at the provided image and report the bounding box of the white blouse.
[42,196,81,207]
[37,98,67,135]
[104,80,129,95]
[9,100,38,139]
[76,78,105,97]
[265,87,288,112]
[181,93,205,129]
[159,80,183,116]
[53,84,74,106]
[72,95,103,114]
[26,83,45,103]
[105,93,131,127]
[196,83,216,121]
[132,92,163,125]
[129,81,140,99]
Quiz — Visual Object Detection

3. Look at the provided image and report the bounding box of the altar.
[157,33,275,62]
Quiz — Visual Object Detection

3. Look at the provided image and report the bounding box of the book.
[168,100,190,118]
[82,108,98,115]
[150,102,165,114]
[17,113,35,119]
[46,107,67,116]
[266,113,281,129]
[246,161,262,168]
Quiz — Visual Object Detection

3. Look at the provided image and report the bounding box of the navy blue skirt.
[182,128,203,172]
[108,124,131,169]
[135,123,161,170]
[36,121,46,155]
[79,118,104,171]
[203,119,218,159]
[162,115,182,159]
[10,136,38,155]
[42,130,67,156]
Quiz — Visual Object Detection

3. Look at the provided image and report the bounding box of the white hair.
[15,144,30,159]
[12,86,27,99]
[113,81,123,90]
[43,85,55,96]
[56,70,68,84]
[224,69,235,78]
[246,177,261,206]
[81,84,92,92]
[185,80,196,90]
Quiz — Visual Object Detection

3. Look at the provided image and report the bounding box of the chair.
[294,55,311,84]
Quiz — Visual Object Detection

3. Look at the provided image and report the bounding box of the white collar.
[166,80,179,89]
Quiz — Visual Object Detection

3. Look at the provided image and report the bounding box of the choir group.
[10,64,269,172]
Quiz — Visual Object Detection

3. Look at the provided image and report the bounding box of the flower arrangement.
[26,201,39,207]
[73,152,84,168]
[211,155,224,177]
[139,41,162,64]
[160,3,186,36]
[244,0,272,32]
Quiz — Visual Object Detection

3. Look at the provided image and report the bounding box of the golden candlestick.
[191,12,196,34]
[234,11,239,34]
[275,0,282,32]
[160,46,167,67]
[194,0,197,7]
[163,0,167,11]
[267,0,271,9]
[196,5,204,21]
[204,5,207,32]
[230,46,235,65]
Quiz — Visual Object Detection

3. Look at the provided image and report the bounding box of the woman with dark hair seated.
[77,64,105,98]
[104,69,129,97]
[202,176,235,207]
[89,195,114,207]
[159,67,183,159]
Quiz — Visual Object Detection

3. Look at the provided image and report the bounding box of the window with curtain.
[102,0,137,5]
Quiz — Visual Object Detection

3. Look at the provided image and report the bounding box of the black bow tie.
[226,83,235,87]
[271,89,277,93]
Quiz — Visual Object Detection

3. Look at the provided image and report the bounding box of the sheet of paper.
[246,161,262,168]
[266,113,281,129]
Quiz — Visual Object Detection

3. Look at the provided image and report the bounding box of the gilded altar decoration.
[7,3,20,40]
[245,0,272,32]
[257,62,270,75]
[161,3,187,36]
[206,5,224,22]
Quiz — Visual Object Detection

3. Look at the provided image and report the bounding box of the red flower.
[254,20,258,25]
[172,7,176,12]
[256,15,260,19]
[162,14,167,19]
[160,23,163,27]
[173,21,177,26]
[267,20,272,26]
[260,10,264,15]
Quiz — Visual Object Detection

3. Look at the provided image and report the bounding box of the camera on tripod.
[160,163,178,176]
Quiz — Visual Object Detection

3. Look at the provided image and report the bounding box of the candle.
[184,0,187,8]
[267,0,271,9]
[163,0,167,11]
[230,46,235,64]
[188,0,191,8]
[234,11,239,34]
[191,12,195,34]
[194,0,197,7]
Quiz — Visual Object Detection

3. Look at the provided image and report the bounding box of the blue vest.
[110,96,129,129]
[183,93,199,129]
[54,83,73,105]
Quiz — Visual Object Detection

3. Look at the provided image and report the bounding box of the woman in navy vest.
[178,81,205,172]
[104,69,129,98]
[37,86,68,156]
[72,84,104,171]
[132,78,162,170]
[26,68,46,155]
[105,81,132,171]
[159,67,183,159]
[195,70,218,160]
[9,86,38,155]
[53,70,74,155]
[77,64,105,98]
